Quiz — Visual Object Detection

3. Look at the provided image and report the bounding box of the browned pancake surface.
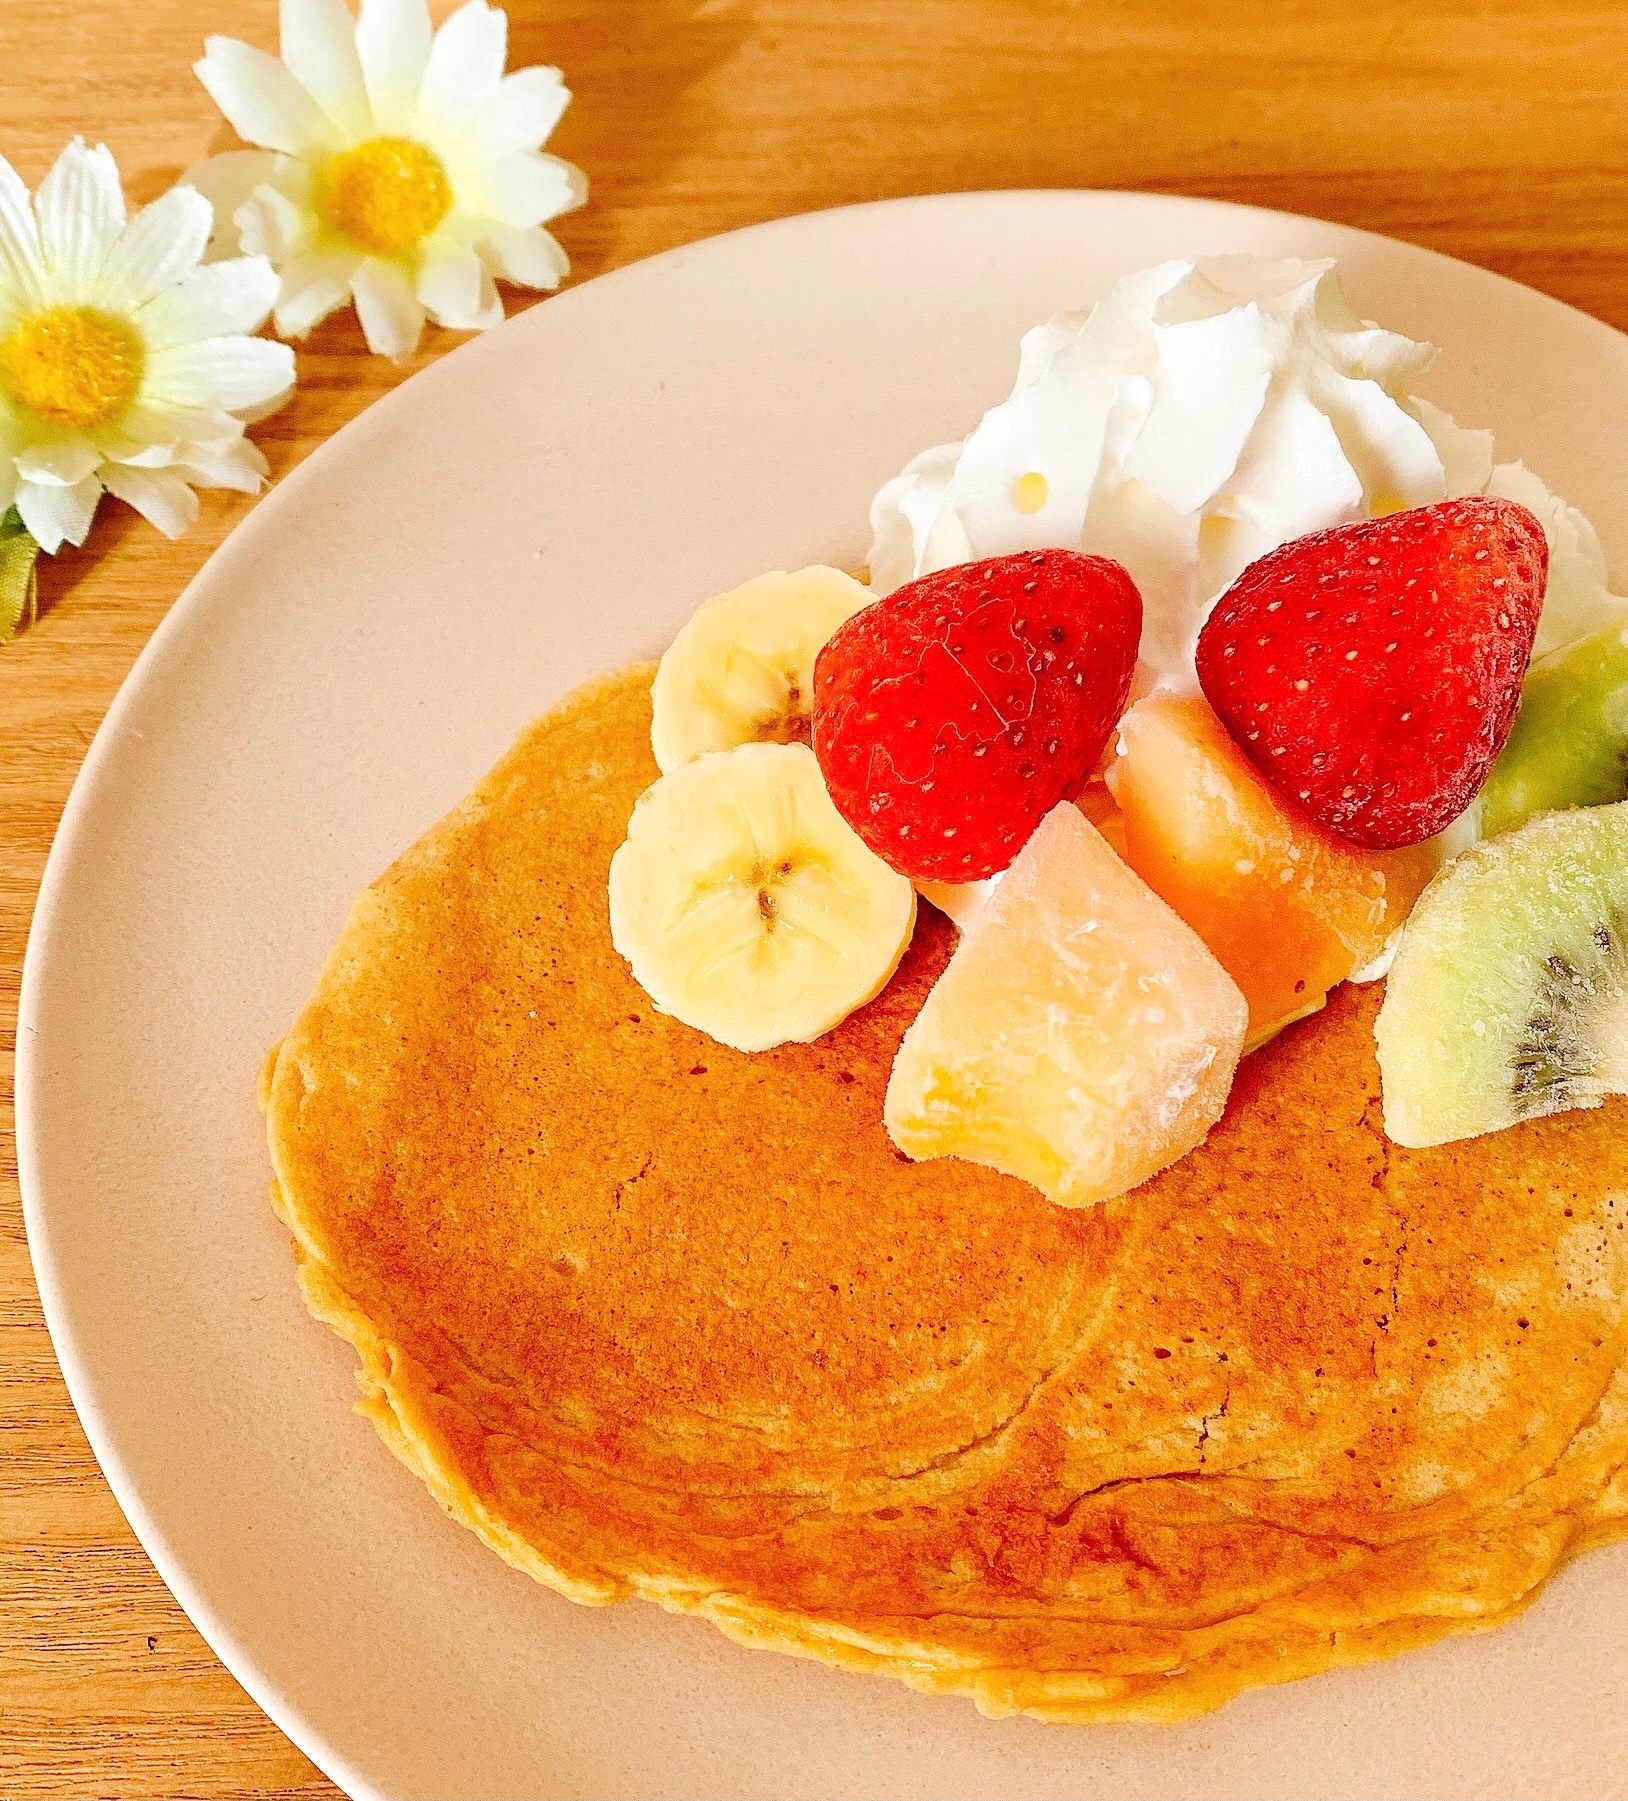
[267,664,1628,1721]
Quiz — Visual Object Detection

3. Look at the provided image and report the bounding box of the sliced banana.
[650,566,873,774]
[609,742,916,1053]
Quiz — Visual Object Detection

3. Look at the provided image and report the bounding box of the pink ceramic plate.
[18,192,1628,1800]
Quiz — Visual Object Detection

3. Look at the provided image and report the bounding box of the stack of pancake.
[263,667,1628,1722]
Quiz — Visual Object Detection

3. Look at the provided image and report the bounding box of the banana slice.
[609,741,916,1052]
[650,566,873,773]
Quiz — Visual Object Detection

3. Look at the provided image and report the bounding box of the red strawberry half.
[812,549,1142,882]
[1195,497,1548,850]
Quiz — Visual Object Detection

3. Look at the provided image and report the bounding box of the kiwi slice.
[1376,802,1628,1146]
[1479,620,1628,837]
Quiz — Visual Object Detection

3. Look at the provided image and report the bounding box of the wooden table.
[4,0,1628,1793]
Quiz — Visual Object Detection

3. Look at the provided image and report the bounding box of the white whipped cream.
[869,255,1627,690]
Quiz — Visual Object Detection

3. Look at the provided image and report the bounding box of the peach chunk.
[1107,693,1434,1049]
[885,802,1247,1208]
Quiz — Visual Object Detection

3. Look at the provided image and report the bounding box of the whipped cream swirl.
[869,256,1625,690]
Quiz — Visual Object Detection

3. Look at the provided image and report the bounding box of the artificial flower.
[0,507,38,639]
[190,0,585,359]
[0,138,294,560]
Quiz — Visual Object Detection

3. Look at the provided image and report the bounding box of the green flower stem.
[0,507,40,643]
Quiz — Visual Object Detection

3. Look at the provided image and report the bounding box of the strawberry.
[1195,498,1548,851]
[811,549,1141,882]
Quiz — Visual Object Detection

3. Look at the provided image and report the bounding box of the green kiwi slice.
[1479,620,1628,837]
[1376,802,1628,1146]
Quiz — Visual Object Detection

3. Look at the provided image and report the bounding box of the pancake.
[264,664,1628,1723]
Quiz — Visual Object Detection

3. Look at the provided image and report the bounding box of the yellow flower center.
[323,137,453,255]
[0,305,145,431]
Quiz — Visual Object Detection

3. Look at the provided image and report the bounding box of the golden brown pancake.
[265,664,1628,1723]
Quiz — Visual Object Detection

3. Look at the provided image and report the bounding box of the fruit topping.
[1478,619,1628,838]
[608,742,916,1053]
[885,800,1247,1207]
[1375,801,1628,1146]
[916,777,1126,933]
[913,875,999,933]
[1195,497,1548,849]
[812,549,1141,883]
[1108,693,1434,1049]
[1074,774,1129,858]
[650,566,873,773]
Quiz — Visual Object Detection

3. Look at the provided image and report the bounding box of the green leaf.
[0,506,40,643]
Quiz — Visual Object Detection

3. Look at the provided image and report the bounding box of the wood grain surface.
[4,1,1628,1794]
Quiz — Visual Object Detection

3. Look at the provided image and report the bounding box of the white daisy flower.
[0,138,294,554]
[189,0,586,360]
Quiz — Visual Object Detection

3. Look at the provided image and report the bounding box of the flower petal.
[419,0,507,130]
[0,456,19,514]
[274,246,363,336]
[416,244,501,330]
[145,335,296,413]
[356,0,434,132]
[135,255,280,347]
[94,184,213,315]
[280,0,373,139]
[100,463,200,537]
[17,471,103,552]
[351,257,424,357]
[476,222,568,290]
[101,402,243,464]
[0,152,45,314]
[15,438,103,485]
[477,66,572,161]
[234,387,295,427]
[183,151,290,260]
[235,183,314,263]
[35,139,126,299]
[195,36,337,155]
[472,151,585,229]
[179,436,271,493]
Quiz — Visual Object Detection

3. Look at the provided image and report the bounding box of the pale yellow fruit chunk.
[885,802,1248,1207]
[609,742,916,1053]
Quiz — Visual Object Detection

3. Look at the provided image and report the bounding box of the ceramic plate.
[18,191,1628,1801]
